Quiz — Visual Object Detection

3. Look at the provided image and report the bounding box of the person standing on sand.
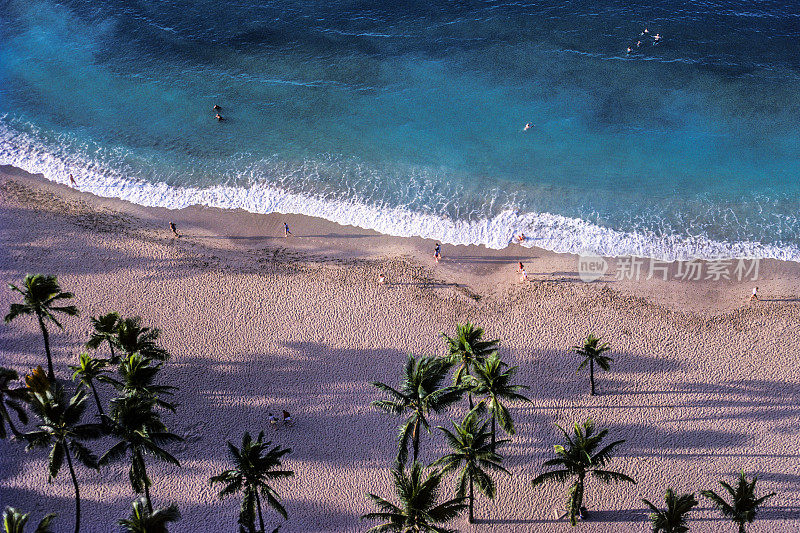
[169,221,180,238]
[69,173,77,187]
[520,267,528,283]
[434,243,441,262]
[378,272,387,284]
[750,287,759,301]
[284,222,293,237]
[518,261,524,273]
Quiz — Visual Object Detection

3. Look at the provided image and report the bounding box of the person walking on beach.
[284,222,293,237]
[520,267,528,283]
[750,286,759,301]
[69,173,77,187]
[518,261,524,273]
[434,243,441,262]
[169,221,180,238]
[269,412,278,429]
[378,272,387,285]
[282,410,293,426]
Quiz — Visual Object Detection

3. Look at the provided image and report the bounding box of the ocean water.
[1,0,799,260]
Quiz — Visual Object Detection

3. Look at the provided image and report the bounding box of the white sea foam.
[2,122,799,263]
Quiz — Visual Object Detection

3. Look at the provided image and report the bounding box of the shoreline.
[3,164,800,314]
[2,163,799,531]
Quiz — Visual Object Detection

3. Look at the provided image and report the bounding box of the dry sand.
[1,166,799,532]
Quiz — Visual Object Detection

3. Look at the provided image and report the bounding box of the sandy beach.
[1,166,799,532]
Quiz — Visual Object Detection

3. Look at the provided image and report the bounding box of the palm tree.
[701,472,776,533]
[23,386,103,533]
[371,354,461,464]
[115,317,170,362]
[99,354,176,412]
[573,334,612,396]
[5,274,79,381]
[69,353,108,417]
[86,312,121,362]
[209,431,293,533]
[442,323,498,408]
[100,395,183,513]
[531,419,635,526]
[362,461,467,532]
[0,367,28,439]
[432,409,510,523]
[118,498,181,533]
[2,507,55,533]
[469,352,530,452]
[642,489,698,533]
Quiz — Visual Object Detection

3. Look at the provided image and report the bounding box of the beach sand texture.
[1,169,799,532]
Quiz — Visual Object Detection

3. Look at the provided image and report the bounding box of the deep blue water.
[2,0,799,259]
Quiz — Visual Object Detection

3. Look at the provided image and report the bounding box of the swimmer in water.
[213,104,221,111]
[215,113,224,121]
[524,123,533,131]
[653,33,661,43]
[641,28,649,36]
[626,46,632,54]
[636,40,642,48]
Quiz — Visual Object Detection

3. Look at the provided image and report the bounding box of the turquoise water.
[1,0,799,259]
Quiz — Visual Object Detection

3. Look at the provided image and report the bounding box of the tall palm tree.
[5,274,79,381]
[23,386,103,533]
[118,498,181,533]
[0,367,28,439]
[85,312,121,362]
[2,507,55,533]
[99,354,176,412]
[573,334,612,396]
[700,472,775,533]
[100,395,182,513]
[442,323,498,408]
[642,489,698,533]
[432,409,510,523]
[371,355,461,464]
[115,317,170,362]
[69,353,108,417]
[209,431,293,533]
[469,353,530,452]
[362,462,466,532]
[531,419,635,526]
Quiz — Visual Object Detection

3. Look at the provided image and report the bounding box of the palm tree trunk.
[88,380,104,416]
[469,474,474,523]
[107,339,116,362]
[466,367,474,410]
[412,420,420,463]
[738,523,745,533]
[255,490,266,533]
[64,443,81,533]
[37,314,55,382]
[491,415,496,453]
[137,451,154,513]
[589,359,595,395]
[570,474,585,526]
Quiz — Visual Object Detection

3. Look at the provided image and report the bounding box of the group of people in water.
[213,104,224,121]
[626,27,662,54]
